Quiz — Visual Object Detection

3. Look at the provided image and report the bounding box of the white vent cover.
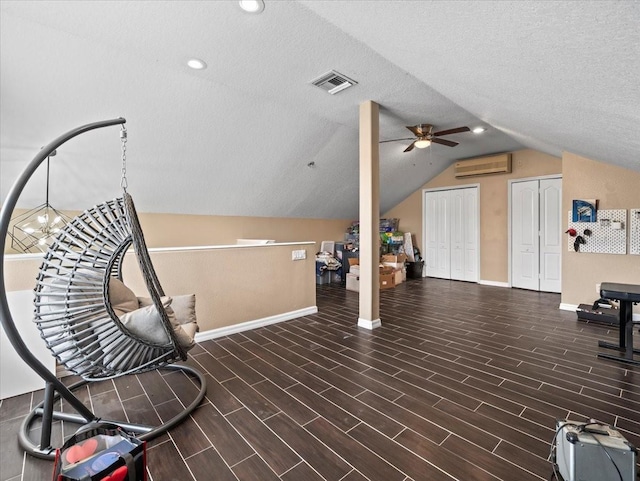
[310,70,357,95]
[454,154,512,178]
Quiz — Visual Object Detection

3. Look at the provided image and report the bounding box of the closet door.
[425,187,478,282]
[539,178,562,292]
[511,180,540,290]
[511,178,562,292]
[425,190,450,279]
[462,187,479,282]
[450,187,478,282]
[450,189,465,280]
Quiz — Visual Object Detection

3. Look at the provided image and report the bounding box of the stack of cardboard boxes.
[346,254,408,292]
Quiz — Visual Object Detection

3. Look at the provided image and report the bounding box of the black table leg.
[598,300,640,365]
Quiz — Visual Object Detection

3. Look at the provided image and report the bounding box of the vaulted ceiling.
[1,1,638,220]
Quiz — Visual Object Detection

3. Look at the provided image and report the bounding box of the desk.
[598,282,640,366]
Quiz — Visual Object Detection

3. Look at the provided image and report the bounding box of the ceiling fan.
[380,124,470,152]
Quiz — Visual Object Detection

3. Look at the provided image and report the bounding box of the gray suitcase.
[555,420,637,481]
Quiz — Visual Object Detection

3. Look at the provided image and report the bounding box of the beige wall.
[561,152,640,306]
[384,149,562,283]
[120,244,317,332]
[4,209,351,254]
[136,212,351,251]
[3,243,317,335]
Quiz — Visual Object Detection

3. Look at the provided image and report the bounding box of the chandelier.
[8,150,71,253]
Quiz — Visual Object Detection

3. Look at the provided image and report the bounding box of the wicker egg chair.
[0,118,206,459]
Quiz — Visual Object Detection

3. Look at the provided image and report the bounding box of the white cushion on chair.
[119,298,174,345]
[123,295,197,350]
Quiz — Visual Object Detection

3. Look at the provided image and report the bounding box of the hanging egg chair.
[0,118,207,459]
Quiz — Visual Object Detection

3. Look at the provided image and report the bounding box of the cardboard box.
[381,253,407,264]
[346,273,359,292]
[380,265,394,275]
[346,272,396,291]
[382,261,405,270]
[380,273,395,289]
[393,268,404,285]
[348,258,360,266]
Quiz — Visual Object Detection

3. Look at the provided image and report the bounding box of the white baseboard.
[195,306,318,342]
[560,302,640,321]
[357,318,382,330]
[559,303,578,312]
[479,280,510,288]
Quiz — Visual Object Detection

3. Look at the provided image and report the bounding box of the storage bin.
[406,261,424,279]
[316,271,331,285]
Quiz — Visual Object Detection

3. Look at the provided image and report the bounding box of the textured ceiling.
[1,1,638,220]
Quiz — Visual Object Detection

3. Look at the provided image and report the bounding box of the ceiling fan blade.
[433,126,470,137]
[432,137,458,147]
[380,137,415,144]
[403,141,416,152]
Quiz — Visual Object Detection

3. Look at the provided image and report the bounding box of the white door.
[512,180,539,290]
[450,188,479,282]
[450,189,465,280]
[462,188,479,282]
[425,190,450,279]
[539,178,562,292]
[511,178,562,292]
[425,187,478,282]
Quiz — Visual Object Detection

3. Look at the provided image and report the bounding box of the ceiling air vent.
[310,70,357,95]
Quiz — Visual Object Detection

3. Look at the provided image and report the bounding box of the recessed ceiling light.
[239,0,265,13]
[187,58,207,70]
[472,127,487,134]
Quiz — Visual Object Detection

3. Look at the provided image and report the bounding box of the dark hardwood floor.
[2,278,639,480]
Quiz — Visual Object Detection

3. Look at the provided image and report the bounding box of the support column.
[357,101,381,330]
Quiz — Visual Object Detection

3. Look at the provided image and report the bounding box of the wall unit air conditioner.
[454,153,512,178]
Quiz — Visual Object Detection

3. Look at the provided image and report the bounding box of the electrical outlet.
[292,249,306,260]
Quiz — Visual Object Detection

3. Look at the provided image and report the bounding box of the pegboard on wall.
[631,209,640,255]
[567,209,626,254]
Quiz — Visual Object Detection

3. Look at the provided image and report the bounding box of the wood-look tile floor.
[2,278,639,481]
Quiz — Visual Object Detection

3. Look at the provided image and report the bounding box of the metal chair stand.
[0,118,207,460]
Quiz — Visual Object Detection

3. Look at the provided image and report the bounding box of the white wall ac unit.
[454,153,512,178]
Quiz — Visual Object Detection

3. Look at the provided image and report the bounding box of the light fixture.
[239,0,265,13]
[414,138,432,149]
[472,127,487,134]
[187,58,207,70]
[8,150,71,253]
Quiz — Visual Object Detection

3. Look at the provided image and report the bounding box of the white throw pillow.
[123,296,197,350]
[138,294,197,326]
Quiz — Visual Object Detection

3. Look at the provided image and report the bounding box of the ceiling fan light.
[472,127,487,134]
[187,58,207,70]
[414,139,431,149]
[239,0,265,13]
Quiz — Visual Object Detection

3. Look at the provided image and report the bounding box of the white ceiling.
[1,1,639,220]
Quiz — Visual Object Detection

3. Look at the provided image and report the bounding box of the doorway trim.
[507,174,562,289]
[422,183,480,281]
